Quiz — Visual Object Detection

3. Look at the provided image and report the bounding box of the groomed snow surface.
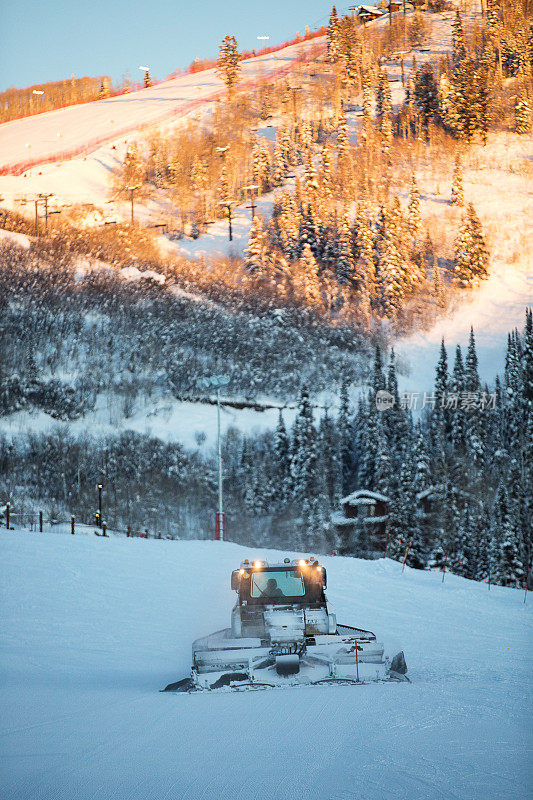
[1,529,530,800]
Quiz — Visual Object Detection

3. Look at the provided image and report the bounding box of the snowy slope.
[396,132,533,394]
[1,529,531,800]
[0,38,322,174]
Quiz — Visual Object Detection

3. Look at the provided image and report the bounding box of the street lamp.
[139,66,151,88]
[97,483,103,528]
[30,89,44,114]
[199,375,230,541]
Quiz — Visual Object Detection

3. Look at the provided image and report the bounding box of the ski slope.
[0,37,322,175]
[1,529,531,800]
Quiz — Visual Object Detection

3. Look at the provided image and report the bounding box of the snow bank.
[0,228,31,249]
[0,529,530,800]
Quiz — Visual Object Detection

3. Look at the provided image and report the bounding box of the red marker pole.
[442,552,447,584]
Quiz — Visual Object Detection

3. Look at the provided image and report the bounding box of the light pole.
[200,375,230,540]
[30,89,44,115]
[126,184,141,224]
[97,483,103,528]
[139,65,151,88]
[242,185,259,219]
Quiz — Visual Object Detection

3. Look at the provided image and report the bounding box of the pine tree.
[451,156,464,206]
[217,35,241,96]
[515,91,532,134]
[272,134,288,187]
[372,345,387,396]
[219,163,230,205]
[450,345,466,452]
[327,6,341,63]
[335,214,353,282]
[291,386,318,503]
[362,71,374,143]
[336,103,349,159]
[414,63,440,133]
[522,308,533,418]
[274,410,291,501]
[122,143,143,186]
[375,433,392,495]
[463,327,485,470]
[320,144,334,200]
[318,411,341,507]
[449,58,490,144]
[453,204,489,287]
[407,175,423,238]
[245,215,265,273]
[357,212,377,304]
[433,339,449,449]
[376,69,393,141]
[452,10,466,63]
[493,484,525,587]
[338,379,355,496]
[399,458,425,569]
[297,243,322,307]
[413,422,431,496]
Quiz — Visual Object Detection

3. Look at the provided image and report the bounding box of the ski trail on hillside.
[396,261,533,392]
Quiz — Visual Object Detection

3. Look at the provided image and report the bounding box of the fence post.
[127,525,131,538]
[354,638,359,683]
[39,510,43,533]
[6,502,10,529]
[488,560,491,591]
[102,521,107,537]
[71,515,75,535]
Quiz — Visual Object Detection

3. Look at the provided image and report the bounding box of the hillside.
[1,528,530,800]
[0,3,531,581]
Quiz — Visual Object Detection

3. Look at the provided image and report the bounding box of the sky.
[0,0,367,92]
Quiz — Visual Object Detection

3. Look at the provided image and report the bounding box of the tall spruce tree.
[327,6,340,63]
[451,156,464,206]
[291,386,318,504]
[217,35,241,96]
[453,204,489,287]
[407,175,424,238]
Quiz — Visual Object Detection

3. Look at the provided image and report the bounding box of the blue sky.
[0,1,360,92]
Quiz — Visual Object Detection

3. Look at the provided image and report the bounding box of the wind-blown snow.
[1,529,530,800]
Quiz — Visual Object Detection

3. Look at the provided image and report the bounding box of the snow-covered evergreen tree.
[453,204,489,287]
[414,63,440,133]
[327,6,340,63]
[515,91,532,134]
[452,10,466,64]
[217,35,241,96]
[245,216,265,273]
[274,410,291,502]
[407,175,423,238]
[291,386,318,504]
[451,156,464,206]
